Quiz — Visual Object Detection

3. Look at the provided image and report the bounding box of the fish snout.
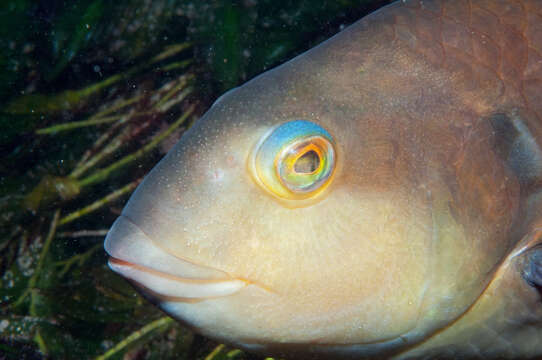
[104,216,248,300]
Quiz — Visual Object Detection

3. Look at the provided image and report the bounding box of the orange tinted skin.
[105,1,542,358]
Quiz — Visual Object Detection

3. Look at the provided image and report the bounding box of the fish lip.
[104,215,248,300]
[107,257,248,300]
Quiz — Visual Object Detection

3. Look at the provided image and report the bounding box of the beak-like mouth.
[105,216,248,300]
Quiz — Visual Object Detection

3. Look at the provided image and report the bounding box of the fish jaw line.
[107,257,248,300]
[104,215,249,299]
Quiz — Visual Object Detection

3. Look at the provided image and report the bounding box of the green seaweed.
[0,0,33,102]
[1,38,204,359]
[48,0,106,80]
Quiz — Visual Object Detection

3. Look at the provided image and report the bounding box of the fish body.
[105,0,542,358]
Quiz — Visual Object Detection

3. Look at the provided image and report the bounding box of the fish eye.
[294,150,319,173]
[250,120,336,200]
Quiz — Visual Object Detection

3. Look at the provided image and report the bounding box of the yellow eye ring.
[250,120,336,200]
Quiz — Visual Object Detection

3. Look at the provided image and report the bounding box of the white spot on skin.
[211,169,224,182]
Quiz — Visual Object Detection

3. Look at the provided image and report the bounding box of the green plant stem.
[70,125,132,179]
[159,59,192,72]
[36,115,124,135]
[71,95,146,172]
[59,180,139,226]
[70,81,186,178]
[156,87,193,113]
[33,329,48,355]
[153,75,192,110]
[74,42,191,99]
[205,344,226,360]
[30,290,48,355]
[55,244,102,277]
[93,95,145,119]
[57,229,109,238]
[74,42,191,101]
[150,43,191,64]
[95,317,174,360]
[226,349,244,358]
[13,210,60,308]
[37,96,155,136]
[75,69,137,101]
[78,104,195,188]
[8,42,190,115]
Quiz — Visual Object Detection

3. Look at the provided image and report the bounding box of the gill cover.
[250,120,336,200]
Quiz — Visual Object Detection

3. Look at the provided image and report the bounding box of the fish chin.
[159,293,419,360]
[104,215,248,299]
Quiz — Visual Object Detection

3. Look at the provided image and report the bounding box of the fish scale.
[393,0,542,121]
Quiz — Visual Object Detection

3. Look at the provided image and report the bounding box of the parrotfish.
[104,0,542,358]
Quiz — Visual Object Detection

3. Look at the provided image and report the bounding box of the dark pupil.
[294,150,320,174]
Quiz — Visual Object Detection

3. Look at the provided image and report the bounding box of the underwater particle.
[2,270,15,289]
[0,320,9,332]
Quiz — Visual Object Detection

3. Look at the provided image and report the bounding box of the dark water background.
[0,0,391,358]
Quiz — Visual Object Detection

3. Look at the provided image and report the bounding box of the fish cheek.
[238,192,430,335]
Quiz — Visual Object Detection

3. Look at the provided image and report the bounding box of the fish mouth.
[104,216,248,300]
[107,258,248,300]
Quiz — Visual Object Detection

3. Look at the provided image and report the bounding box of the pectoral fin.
[521,245,542,289]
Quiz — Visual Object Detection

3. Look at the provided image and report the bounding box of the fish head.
[104,2,542,358]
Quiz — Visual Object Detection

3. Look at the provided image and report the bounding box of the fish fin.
[511,226,542,295]
[521,246,542,290]
[488,111,542,185]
